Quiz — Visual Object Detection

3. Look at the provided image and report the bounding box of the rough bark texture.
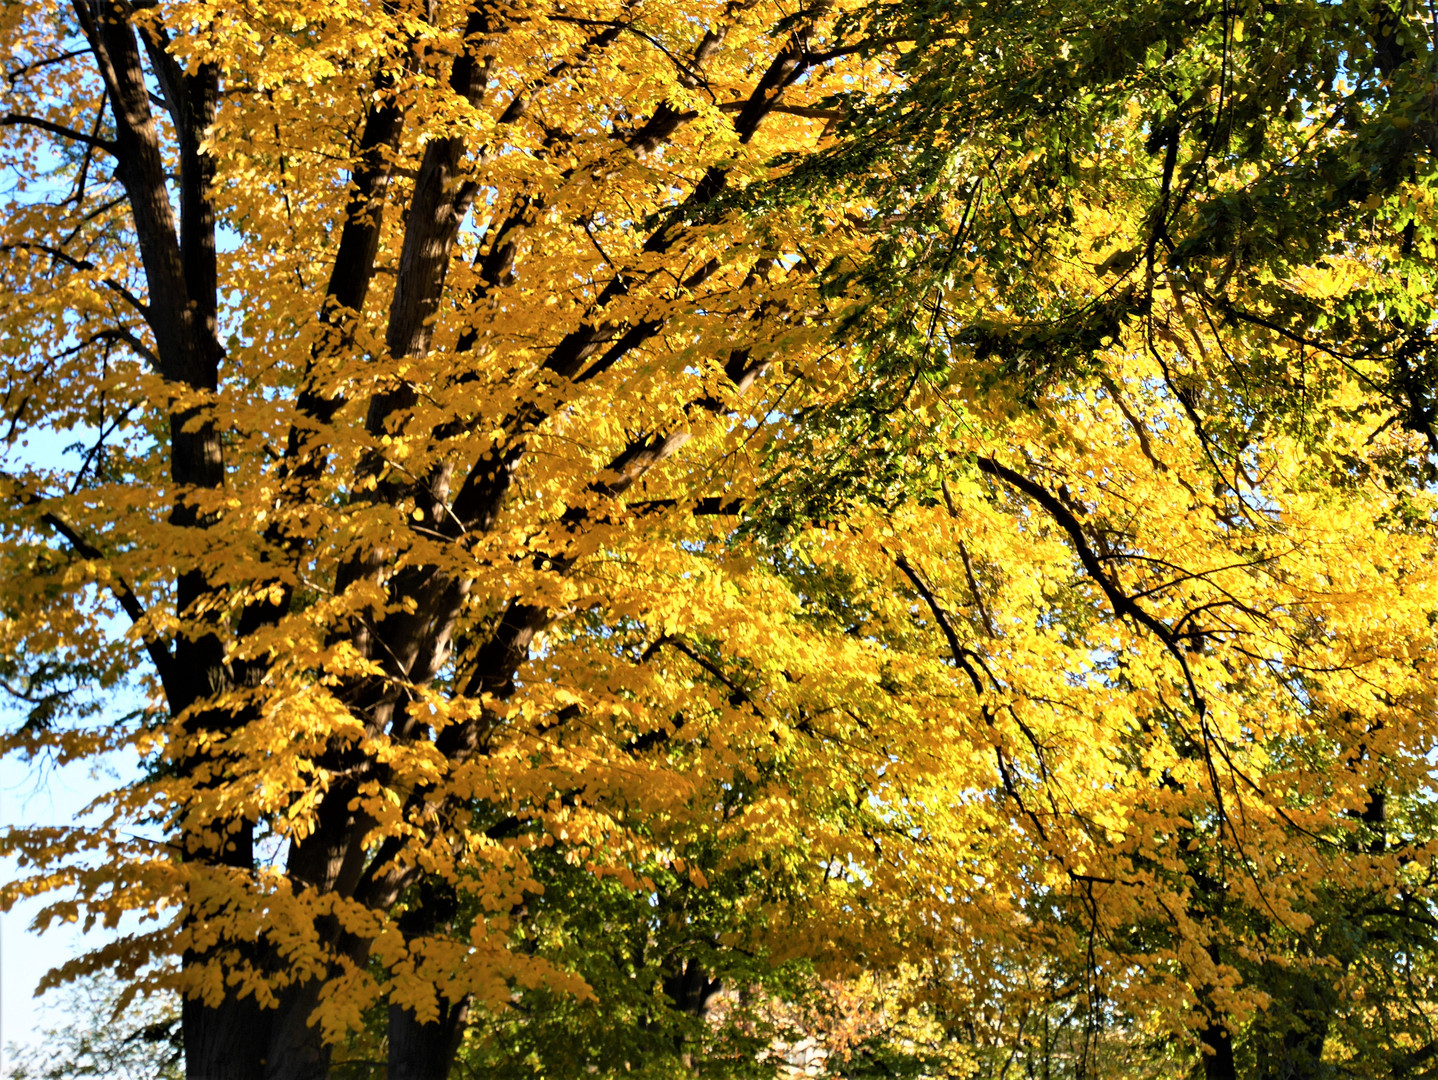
[387,1001,470,1080]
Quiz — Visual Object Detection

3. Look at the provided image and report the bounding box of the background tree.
[758,0,1438,1074]
[2,976,182,1080]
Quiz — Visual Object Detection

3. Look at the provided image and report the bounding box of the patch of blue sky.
[0,423,152,1061]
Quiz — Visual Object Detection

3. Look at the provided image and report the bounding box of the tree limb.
[0,112,118,153]
[0,243,149,318]
[1,474,176,692]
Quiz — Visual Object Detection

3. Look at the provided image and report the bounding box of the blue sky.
[0,747,126,1064]
[0,418,141,1066]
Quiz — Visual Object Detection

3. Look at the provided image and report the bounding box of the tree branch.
[0,243,149,318]
[0,112,118,153]
[2,474,176,691]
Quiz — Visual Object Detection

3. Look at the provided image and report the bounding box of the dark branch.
[2,474,176,691]
[0,243,149,317]
[0,112,118,153]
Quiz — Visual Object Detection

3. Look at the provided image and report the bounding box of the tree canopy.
[0,0,1436,1078]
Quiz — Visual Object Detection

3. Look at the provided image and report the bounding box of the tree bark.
[263,982,335,1080]
[386,880,471,1080]
[1197,1022,1238,1080]
[75,5,245,1077]
[387,1001,471,1080]
[183,994,269,1080]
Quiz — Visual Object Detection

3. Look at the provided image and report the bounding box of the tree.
[5,0,1438,1079]
[0,0,926,1077]
[2,975,181,1080]
[757,0,1438,1073]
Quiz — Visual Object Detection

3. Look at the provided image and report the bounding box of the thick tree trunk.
[1253,968,1336,1080]
[262,982,334,1080]
[76,6,256,1077]
[183,983,269,1080]
[662,958,722,1070]
[387,1000,471,1080]
[385,879,470,1080]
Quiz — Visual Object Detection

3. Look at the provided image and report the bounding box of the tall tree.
[0,0,919,1077]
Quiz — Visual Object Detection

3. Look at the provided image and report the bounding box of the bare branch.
[715,101,845,121]
[5,49,88,88]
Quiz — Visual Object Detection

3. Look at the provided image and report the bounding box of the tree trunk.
[1197,1021,1238,1080]
[1254,971,1334,1080]
[384,879,470,1080]
[662,957,722,1070]
[387,1000,471,1080]
[183,989,269,1080]
[262,981,334,1080]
